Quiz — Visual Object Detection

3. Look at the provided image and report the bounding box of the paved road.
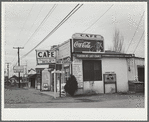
[4,86,144,108]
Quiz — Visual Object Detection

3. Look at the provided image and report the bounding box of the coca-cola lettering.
[74,41,91,48]
[73,39,104,52]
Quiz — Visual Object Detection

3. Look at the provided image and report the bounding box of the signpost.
[13,66,24,73]
[52,70,65,98]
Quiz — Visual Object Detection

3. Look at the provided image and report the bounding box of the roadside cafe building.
[36,33,145,96]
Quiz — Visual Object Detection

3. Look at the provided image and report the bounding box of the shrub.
[64,75,78,96]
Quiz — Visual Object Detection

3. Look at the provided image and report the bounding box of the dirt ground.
[4,86,145,108]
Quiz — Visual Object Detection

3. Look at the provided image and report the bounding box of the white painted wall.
[105,84,116,93]
[83,81,104,94]
[102,58,128,92]
[73,57,129,94]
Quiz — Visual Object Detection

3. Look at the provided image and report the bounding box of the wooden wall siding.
[57,40,71,59]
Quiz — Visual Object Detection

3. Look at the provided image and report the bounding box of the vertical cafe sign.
[72,33,104,53]
[36,50,56,65]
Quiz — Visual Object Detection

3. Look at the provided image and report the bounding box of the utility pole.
[13,47,24,88]
[25,60,27,76]
[6,63,10,81]
[6,63,9,78]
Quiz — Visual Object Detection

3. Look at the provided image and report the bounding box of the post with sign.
[59,73,61,97]
[53,69,56,98]
[36,50,56,91]
[13,47,24,88]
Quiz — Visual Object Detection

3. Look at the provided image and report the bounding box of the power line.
[133,31,144,54]
[22,4,81,58]
[23,4,57,47]
[83,4,114,32]
[21,4,83,59]
[13,4,34,46]
[23,4,45,46]
[11,4,44,64]
[11,56,17,64]
[126,11,145,53]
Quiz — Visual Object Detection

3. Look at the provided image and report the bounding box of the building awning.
[73,50,135,59]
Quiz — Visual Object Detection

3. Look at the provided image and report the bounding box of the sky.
[2,2,146,77]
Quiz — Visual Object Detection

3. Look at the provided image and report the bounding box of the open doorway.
[137,66,144,82]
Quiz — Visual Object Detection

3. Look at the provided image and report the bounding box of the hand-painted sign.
[13,66,24,73]
[72,33,104,53]
[72,33,104,40]
[74,54,101,58]
[72,39,104,53]
[36,50,56,65]
[36,50,55,58]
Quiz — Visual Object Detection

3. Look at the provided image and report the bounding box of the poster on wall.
[72,63,83,84]
[72,33,104,53]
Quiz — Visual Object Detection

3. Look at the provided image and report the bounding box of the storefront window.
[83,60,102,81]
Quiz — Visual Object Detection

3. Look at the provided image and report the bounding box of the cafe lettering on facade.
[36,33,144,95]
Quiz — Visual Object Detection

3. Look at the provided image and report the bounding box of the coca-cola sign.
[73,39,104,52]
[74,41,91,48]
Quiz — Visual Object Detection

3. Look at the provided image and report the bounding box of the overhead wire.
[22,4,81,58]
[133,31,144,54]
[10,4,34,66]
[23,4,57,47]
[13,4,34,46]
[21,4,83,59]
[11,56,17,64]
[126,11,145,53]
[83,4,114,33]
[20,4,45,65]
[23,4,45,47]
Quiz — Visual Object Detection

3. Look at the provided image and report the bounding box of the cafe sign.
[36,50,56,65]
[72,33,104,40]
[72,33,104,53]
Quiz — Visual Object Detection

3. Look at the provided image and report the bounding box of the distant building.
[9,75,19,83]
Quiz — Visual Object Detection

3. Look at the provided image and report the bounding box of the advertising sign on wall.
[74,54,102,58]
[72,33,104,53]
[36,50,56,65]
[73,39,104,53]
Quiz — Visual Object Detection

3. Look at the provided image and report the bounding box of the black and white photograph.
[1,1,147,121]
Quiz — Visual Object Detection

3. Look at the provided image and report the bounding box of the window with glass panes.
[83,60,102,81]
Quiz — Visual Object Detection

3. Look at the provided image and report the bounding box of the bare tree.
[111,28,124,53]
